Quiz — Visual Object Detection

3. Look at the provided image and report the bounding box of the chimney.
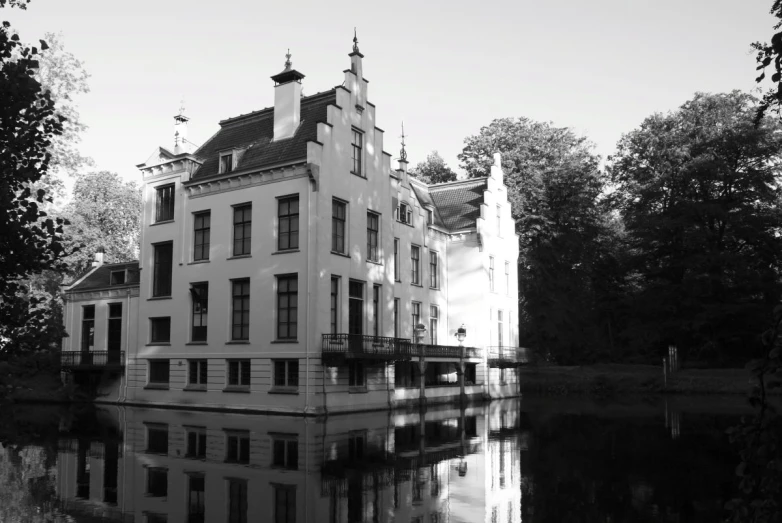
[173,101,194,154]
[92,247,105,268]
[271,50,305,142]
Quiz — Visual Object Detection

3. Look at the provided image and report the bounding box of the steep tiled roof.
[428,178,488,231]
[410,181,446,229]
[66,262,140,292]
[191,89,336,181]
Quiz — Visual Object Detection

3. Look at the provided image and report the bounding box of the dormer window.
[110,270,126,285]
[220,153,233,174]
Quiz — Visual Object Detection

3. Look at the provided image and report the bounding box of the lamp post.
[455,324,467,404]
[415,323,428,408]
[455,324,467,346]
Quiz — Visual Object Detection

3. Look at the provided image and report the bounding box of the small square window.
[225,431,250,464]
[273,360,299,389]
[146,467,168,497]
[188,360,208,386]
[110,270,126,285]
[146,424,168,454]
[186,427,207,459]
[271,436,298,470]
[155,184,174,223]
[227,360,251,387]
[150,317,170,343]
[148,360,170,385]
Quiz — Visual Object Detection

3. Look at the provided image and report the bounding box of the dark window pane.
[153,243,173,297]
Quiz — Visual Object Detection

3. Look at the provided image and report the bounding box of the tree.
[62,171,141,275]
[751,1,782,124]
[0,1,69,354]
[460,118,617,363]
[408,151,457,184]
[610,91,782,362]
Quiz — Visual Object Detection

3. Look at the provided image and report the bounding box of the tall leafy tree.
[63,171,141,276]
[751,1,782,124]
[0,0,69,354]
[460,118,617,363]
[610,91,782,362]
[408,151,457,184]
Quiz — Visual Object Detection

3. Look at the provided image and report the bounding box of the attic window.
[110,270,126,285]
[427,209,434,226]
[220,153,233,174]
[397,203,412,226]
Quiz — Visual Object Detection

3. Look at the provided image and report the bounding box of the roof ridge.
[219,88,337,126]
[428,177,488,190]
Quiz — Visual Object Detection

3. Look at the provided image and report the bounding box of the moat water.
[0,396,753,522]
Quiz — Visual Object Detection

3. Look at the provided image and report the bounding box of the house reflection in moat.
[53,400,527,522]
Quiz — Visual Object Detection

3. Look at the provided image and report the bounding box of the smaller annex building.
[61,38,530,415]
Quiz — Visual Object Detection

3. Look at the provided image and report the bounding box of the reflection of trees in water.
[521,414,738,522]
[0,445,59,522]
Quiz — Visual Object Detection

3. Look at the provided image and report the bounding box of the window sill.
[183,385,207,392]
[150,219,175,226]
[410,283,423,288]
[186,342,208,346]
[367,259,382,266]
[273,249,300,255]
[227,255,251,260]
[331,251,350,258]
[270,340,298,344]
[144,384,169,390]
[349,386,368,394]
[226,340,250,345]
[223,386,250,393]
[147,296,172,301]
[269,388,299,395]
[429,286,439,291]
[350,172,367,179]
[146,343,170,346]
[187,260,210,265]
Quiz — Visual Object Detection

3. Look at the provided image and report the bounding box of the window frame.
[330,276,340,334]
[152,242,173,297]
[150,317,171,344]
[348,360,365,388]
[276,274,298,340]
[224,431,250,464]
[185,427,207,459]
[193,211,211,261]
[393,238,400,281]
[145,423,169,454]
[107,302,122,353]
[271,434,299,470]
[412,301,421,335]
[148,360,170,386]
[429,251,439,289]
[372,284,381,337]
[155,183,175,223]
[429,305,439,345]
[366,211,379,262]
[277,195,299,251]
[81,305,95,352]
[188,359,208,387]
[350,128,363,177]
[232,204,252,257]
[227,359,251,388]
[146,467,168,497]
[273,359,299,390]
[190,282,208,342]
[219,152,234,174]
[231,279,250,342]
[331,199,346,254]
[110,270,126,285]
[411,245,420,285]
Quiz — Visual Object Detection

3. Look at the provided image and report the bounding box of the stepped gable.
[191,89,336,181]
[428,178,488,231]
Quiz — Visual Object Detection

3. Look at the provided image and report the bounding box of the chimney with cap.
[271,50,305,141]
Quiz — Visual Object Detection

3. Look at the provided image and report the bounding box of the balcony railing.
[487,346,533,367]
[322,334,481,363]
[60,351,125,370]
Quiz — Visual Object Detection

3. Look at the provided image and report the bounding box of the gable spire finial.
[352,27,359,53]
[400,121,408,162]
[284,48,292,70]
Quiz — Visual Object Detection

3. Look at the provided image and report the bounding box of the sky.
[5,0,776,184]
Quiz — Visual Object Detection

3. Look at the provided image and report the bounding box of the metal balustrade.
[487,346,533,367]
[60,351,125,370]
[322,334,481,363]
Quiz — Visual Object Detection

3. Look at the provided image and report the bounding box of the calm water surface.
[0,397,750,522]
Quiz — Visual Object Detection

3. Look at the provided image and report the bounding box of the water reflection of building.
[54,401,529,522]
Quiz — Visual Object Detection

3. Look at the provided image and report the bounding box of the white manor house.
[60,38,527,415]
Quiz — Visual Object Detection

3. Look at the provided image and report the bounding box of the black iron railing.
[418,344,481,359]
[487,346,533,367]
[60,351,125,369]
[322,334,416,361]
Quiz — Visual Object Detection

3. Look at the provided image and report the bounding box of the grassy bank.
[518,364,772,397]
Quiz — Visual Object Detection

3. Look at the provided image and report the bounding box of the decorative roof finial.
[178,97,185,117]
[353,27,360,53]
[284,48,292,70]
[400,121,408,162]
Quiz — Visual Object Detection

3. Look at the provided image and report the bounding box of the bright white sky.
[5,0,775,184]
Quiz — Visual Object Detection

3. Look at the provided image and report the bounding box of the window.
[412,302,421,335]
[278,196,299,250]
[146,514,168,523]
[81,305,95,352]
[496,204,501,236]
[152,242,173,297]
[498,309,504,347]
[393,238,400,281]
[110,270,125,285]
[351,128,363,176]
[411,245,420,285]
[231,279,250,341]
[500,367,507,384]
[188,360,207,386]
[393,298,399,338]
[349,360,365,387]
[348,433,366,460]
[193,211,210,261]
[330,277,339,334]
[227,360,251,387]
[430,305,439,345]
[505,261,510,295]
[108,303,122,353]
[146,424,168,454]
[465,363,477,385]
[427,208,434,226]
[274,485,296,523]
[429,251,439,288]
[348,281,364,335]
[276,275,298,340]
[148,360,170,385]
[272,436,298,470]
[146,468,168,497]
[155,184,174,222]
[372,285,380,337]
[273,360,299,389]
[225,431,250,464]
[332,200,346,254]
[190,283,208,342]
[489,256,495,292]
[398,202,412,225]
[150,317,171,343]
[220,153,233,173]
[187,474,205,523]
[227,478,248,523]
[366,212,379,261]
[186,427,207,459]
[233,205,251,256]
